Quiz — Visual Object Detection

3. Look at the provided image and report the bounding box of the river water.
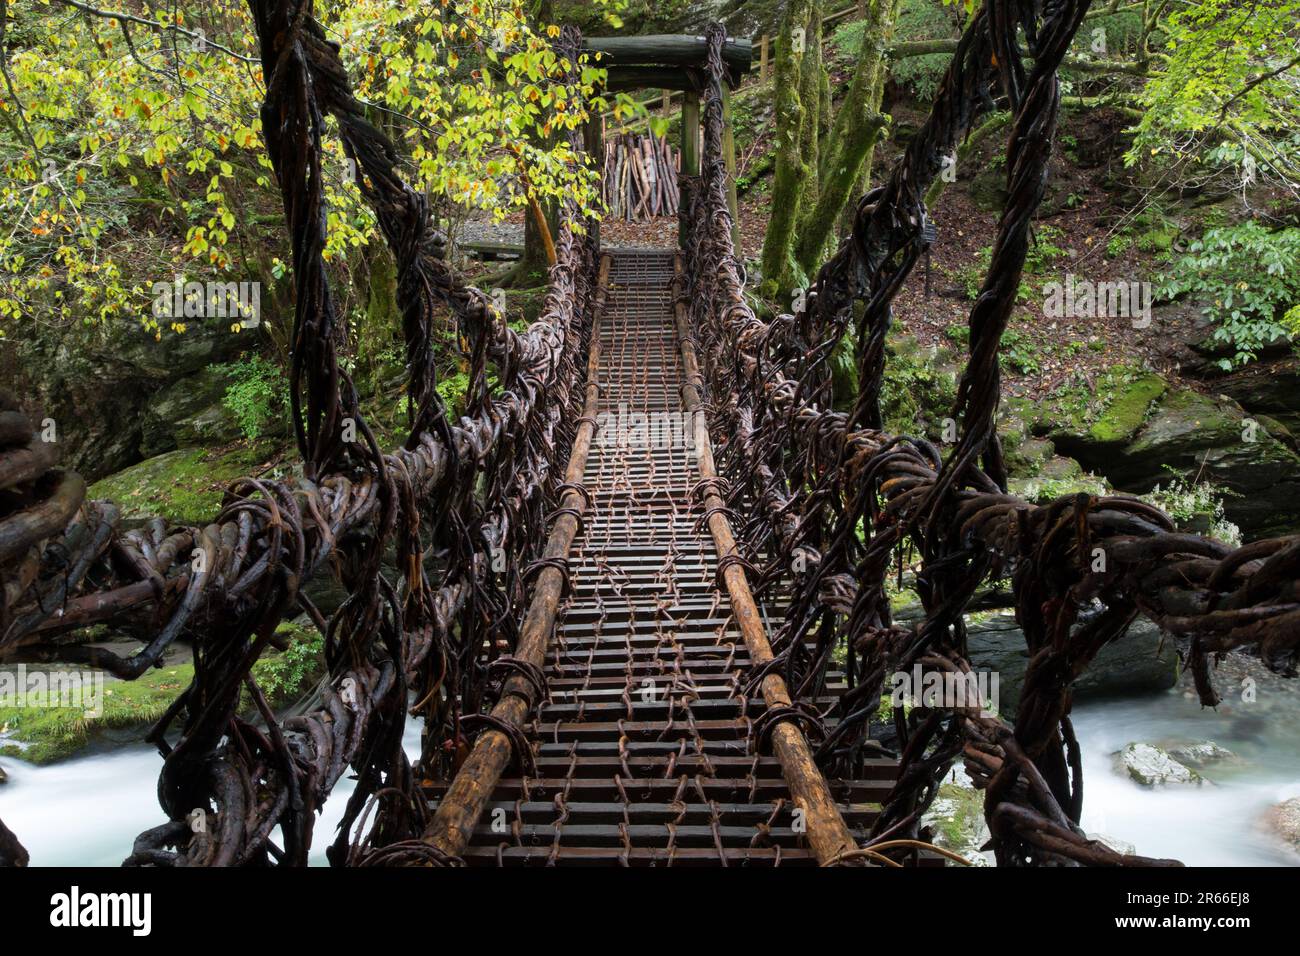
[1072,650,1300,866]
[0,719,424,866]
[2,655,1297,866]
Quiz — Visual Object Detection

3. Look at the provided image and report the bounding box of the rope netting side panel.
[0,3,596,867]
[683,9,1298,867]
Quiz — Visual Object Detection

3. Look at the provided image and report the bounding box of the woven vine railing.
[682,9,1298,867]
[1,0,1296,870]
[0,2,596,867]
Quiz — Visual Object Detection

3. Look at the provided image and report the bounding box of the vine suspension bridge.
[0,0,1297,868]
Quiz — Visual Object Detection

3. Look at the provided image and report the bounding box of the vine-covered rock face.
[13,311,245,482]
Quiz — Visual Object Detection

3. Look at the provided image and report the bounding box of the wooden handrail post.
[670,254,859,865]
[680,93,701,176]
[721,81,743,258]
[421,255,611,859]
[679,93,700,248]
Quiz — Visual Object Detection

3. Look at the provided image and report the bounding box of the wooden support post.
[680,93,700,248]
[721,82,743,258]
[422,256,611,859]
[670,255,859,866]
[584,116,604,247]
[662,88,671,113]
[759,34,769,80]
[681,93,700,176]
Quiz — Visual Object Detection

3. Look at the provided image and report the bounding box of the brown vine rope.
[0,2,595,866]
[684,8,1298,867]
[1,0,1296,868]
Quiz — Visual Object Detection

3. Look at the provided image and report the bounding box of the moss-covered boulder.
[140,366,240,457]
[1115,743,1204,788]
[921,780,992,865]
[1085,373,1167,448]
[879,333,960,435]
[88,444,276,526]
[1112,389,1300,536]
[1046,371,1300,537]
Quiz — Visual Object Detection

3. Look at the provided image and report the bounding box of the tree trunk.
[793,0,901,278]
[758,0,816,299]
[795,4,825,228]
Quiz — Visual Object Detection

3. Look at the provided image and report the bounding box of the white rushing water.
[3,657,1298,866]
[0,720,424,866]
[1072,677,1300,866]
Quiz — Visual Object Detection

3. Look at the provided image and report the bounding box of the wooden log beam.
[602,65,704,93]
[671,254,860,866]
[584,35,752,79]
[421,255,611,859]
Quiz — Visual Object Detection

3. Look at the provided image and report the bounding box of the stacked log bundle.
[601,133,680,221]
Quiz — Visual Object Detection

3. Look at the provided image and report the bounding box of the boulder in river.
[1167,740,1238,770]
[921,779,992,866]
[1261,797,1300,851]
[965,613,1178,719]
[1115,743,1203,788]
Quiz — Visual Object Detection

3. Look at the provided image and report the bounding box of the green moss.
[0,622,324,765]
[1136,227,1177,253]
[925,782,987,855]
[88,443,275,525]
[1087,373,1166,445]
[1010,470,1111,503]
[879,332,959,434]
[0,662,194,764]
[1126,387,1241,454]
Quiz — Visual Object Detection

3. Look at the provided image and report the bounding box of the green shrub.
[250,622,326,707]
[212,354,287,440]
[1157,222,1300,368]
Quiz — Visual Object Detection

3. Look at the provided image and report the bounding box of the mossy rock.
[505,286,549,327]
[140,366,240,457]
[921,781,990,865]
[1077,387,1300,536]
[880,333,959,434]
[1005,437,1054,477]
[997,398,1035,451]
[1086,373,1166,447]
[1009,469,1111,503]
[89,444,275,526]
[1038,455,1083,480]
